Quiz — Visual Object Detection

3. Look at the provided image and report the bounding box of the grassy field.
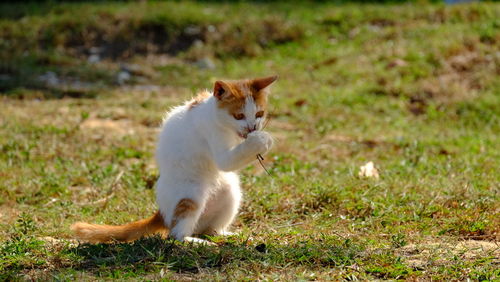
[1,1,499,280]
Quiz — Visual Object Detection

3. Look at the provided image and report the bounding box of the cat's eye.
[255,111,265,118]
[233,113,245,120]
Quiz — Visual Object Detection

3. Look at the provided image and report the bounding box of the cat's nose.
[247,125,256,133]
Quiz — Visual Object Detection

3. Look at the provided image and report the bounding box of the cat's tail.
[71,211,168,243]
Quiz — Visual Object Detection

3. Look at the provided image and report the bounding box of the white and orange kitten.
[71,75,277,243]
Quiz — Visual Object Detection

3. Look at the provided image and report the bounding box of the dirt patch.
[0,204,19,225]
[81,118,129,136]
[397,239,500,268]
[80,117,144,138]
[372,39,498,115]
[417,49,498,105]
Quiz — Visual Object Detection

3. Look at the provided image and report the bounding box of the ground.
[0,1,499,280]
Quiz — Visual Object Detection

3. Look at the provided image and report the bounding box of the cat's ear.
[213,80,231,100]
[251,75,278,92]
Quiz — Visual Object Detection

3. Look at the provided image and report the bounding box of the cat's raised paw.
[246,131,273,155]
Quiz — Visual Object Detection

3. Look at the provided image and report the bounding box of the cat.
[71,75,277,243]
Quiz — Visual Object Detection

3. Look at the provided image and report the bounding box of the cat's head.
[213,75,277,139]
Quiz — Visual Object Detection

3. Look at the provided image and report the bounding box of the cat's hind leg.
[195,172,241,236]
[158,179,208,242]
[168,198,202,241]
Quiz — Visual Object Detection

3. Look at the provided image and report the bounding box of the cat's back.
[156,95,213,171]
[158,104,198,150]
[160,90,211,132]
[158,92,211,141]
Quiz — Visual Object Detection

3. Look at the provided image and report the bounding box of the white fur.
[155,94,272,241]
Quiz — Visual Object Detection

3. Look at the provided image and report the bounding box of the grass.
[1,1,499,280]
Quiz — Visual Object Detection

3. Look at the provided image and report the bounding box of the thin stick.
[257,154,271,176]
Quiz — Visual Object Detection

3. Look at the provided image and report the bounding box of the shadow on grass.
[66,235,362,273]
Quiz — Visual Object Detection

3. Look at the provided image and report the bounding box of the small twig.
[256,154,271,176]
[331,230,348,240]
[90,191,118,206]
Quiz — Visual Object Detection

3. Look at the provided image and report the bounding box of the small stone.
[117,71,131,85]
[89,46,102,54]
[38,71,59,87]
[194,57,216,70]
[88,54,100,64]
[192,39,204,49]
[120,63,154,77]
[358,161,380,179]
[207,25,216,33]
[184,26,202,36]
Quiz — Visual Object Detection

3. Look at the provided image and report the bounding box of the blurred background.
[0,0,499,280]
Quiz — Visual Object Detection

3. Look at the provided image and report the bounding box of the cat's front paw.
[246,131,273,155]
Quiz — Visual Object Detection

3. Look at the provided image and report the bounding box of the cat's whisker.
[262,114,272,130]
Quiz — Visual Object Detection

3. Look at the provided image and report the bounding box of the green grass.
[1,1,499,280]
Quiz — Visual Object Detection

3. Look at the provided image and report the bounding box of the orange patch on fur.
[174,198,198,217]
[71,210,167,243]
[216,79,269,115]
[218,95,248,116]
[188,90,211,110]
[253,89,268,110]
[171,198,198,228]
